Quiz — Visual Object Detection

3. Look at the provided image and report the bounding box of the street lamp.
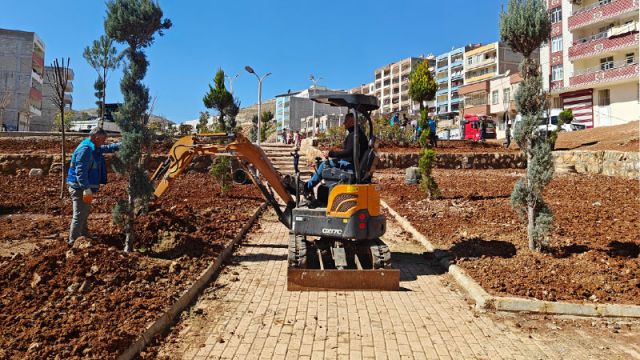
[245,66,271,146]
[310,74,322,137]
[225,72,239,94]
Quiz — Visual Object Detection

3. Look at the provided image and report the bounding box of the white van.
[512,109,579,135]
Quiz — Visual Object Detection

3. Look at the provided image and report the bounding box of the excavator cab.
[150,94,399,291]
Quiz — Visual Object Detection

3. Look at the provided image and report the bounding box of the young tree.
[93,75,105,112]
[203,68,234,131]
[105,0,171,252]
[196,111,210,133]
[409,60,439,198]
[52,111,73,132]
[46,58,72,198]
[250,111,275,142]
[83,35,123,127]
[501,0,553,251]
[408,60,437,112]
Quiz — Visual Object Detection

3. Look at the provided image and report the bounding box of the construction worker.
[303,113,367,198]
[66,127,120,245]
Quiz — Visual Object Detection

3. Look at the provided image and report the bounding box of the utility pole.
[245,66,271,146]
[310,74,322,138]
[225,73,239,94]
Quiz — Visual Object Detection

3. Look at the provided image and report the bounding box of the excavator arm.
[150,132,295,228]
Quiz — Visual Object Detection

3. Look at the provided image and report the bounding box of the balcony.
[569,28,639,61]
[437,65,449,73]
[450,59,464,68]
[570,58,638,88]
[64,93,73,104]
[436,88,449,96]
[451,97,461,103]
[465,57,496,70]
[569,0,639,31]
[451,72,463,80]
[437,77,449,84]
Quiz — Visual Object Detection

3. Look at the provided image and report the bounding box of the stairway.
[260,142,314,179]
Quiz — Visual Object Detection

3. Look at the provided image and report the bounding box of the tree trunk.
[526,147,535,250]
[101,67,107,128]
[60,111,67,199]
[124,191,135,252]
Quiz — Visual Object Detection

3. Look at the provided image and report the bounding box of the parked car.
[512,109,584,135]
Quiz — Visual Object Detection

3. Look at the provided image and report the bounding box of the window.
[598,89,610,106]
[599,0,612,5]
[626,53,635,64]
[552,97,563,109]
[550,7,562,24]
[551,36,563,52]
[551,64,564,81]
[503,88,511,104]
[467,57,473,65]
[492,90,499,105]
[465,92,488,106]
[600,56,614,70]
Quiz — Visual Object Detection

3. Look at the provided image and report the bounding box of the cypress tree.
[500,0,553,251]
[203,69,234,132]
[105,0,171,252]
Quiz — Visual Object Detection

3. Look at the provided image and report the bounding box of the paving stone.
[156,211,639,359]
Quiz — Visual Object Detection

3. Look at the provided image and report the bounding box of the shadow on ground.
[448,238,516,259]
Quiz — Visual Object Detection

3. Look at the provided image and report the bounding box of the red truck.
[463,114,496,141]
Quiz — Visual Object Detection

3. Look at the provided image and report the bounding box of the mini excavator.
[151,94,400,291]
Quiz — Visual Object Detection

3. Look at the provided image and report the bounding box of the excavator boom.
[151,132,295,227]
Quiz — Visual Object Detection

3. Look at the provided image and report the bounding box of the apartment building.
[349,82,375,96]
[542,0,639,128]
[435,45,483,115]
[31,65,74,131]
[275,87,348,139]
[459,42,527,117]
[489,71,522,138]
[373,55,436,115]
[0,28,45,131]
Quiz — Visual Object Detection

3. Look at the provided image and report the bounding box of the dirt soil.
[378,168,640,305]
[0,172,262,359]
[0,136,174,155]
[556,120,639,152]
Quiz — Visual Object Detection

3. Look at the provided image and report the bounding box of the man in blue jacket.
[67,127,120,245]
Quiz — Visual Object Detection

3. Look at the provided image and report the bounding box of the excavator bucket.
[287,235,400,291]
[287,268,400,291]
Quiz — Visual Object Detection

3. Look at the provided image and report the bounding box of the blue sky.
[4,0,502,122]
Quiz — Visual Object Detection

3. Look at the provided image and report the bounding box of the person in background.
[286,129,292,144]
[401,113,409,128]
[427,117,437,148]
[282,129,288,144]
[66,127,120,245]
[390,112,399,127]
[294,130,302,149]
[503,116,512,149]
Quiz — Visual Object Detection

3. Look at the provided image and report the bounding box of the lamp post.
[309,74,322,138]
[225,72,239,94]
[245,66,271,145]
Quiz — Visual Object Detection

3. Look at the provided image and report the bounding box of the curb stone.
[118,202,268,360]
[381,200,640,318]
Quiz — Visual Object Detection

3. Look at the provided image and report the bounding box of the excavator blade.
[287,268,400,291]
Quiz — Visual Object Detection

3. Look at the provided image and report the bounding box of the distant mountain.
[75,107,175,128]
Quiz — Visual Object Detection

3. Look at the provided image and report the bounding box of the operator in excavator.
[303,112,368,199]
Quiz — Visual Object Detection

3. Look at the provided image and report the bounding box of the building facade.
[373,56,436,115]
[460,42,527,117]
[275,87,348,139]
[489,71,522,138]
[0,28,45,131]
[31,65,74,131]
[435,46,476,115]
[542,0,639,128]
[349,82,375,96]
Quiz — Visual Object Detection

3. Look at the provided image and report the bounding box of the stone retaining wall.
[377,152,527,170]
[553,150,639,179]
[1,150,638,179]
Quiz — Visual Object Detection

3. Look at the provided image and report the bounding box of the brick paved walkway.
[157,211,639,359]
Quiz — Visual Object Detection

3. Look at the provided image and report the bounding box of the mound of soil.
[0,172,263,358]
[380,169,640,304]
[556,121,639,152]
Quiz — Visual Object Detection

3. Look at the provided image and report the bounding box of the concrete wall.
[554,150,640,179]
[593,82,640,127]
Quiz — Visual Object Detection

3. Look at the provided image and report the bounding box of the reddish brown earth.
[0,136,173,155]
[0,172,262,359]
[556,120,639,152]
[378,169,640,305]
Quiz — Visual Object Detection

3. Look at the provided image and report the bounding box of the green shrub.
[210,156,231,194]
